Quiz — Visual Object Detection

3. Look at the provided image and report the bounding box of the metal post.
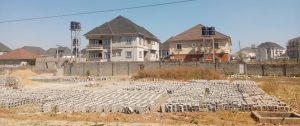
[203,38,205,63]
[132,35,134,61]
[297,42,300,63]
[56,47,58,59]
[75,37,77,62]
[212,36,215,63]
[110,36,113,62]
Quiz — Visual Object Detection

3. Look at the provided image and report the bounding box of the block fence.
[63,62,300,77]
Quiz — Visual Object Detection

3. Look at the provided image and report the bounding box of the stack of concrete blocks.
[0,80,291,114]
[160,80,290,113]
[0,87,165,114]
[0,76,20,88]
[30,76,111,83]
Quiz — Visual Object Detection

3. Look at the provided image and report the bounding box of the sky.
[0,0,299,53]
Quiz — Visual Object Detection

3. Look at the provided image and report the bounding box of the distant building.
[0,48,39,65]
[256,42,285,61]
[235,46,256,62]
[80,49,87,58]
[159,39,171,60]
[167,24,231,62]
[22,46,46,56]
[46,47,72,58]
[0,42,11,55]
[287,37,300,59]
[84,16,160,62]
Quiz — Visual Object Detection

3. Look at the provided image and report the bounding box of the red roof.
[168,24,231,42]
[0,48,39,60]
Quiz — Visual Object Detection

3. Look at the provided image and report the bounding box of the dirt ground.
[1,69,300,126]
[0,108,256,126]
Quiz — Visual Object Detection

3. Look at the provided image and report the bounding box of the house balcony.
[147,44,157,50]
[86,44,103,51]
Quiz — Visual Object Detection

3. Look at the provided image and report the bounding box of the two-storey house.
[167,24,231,62]
[84,16,160,62]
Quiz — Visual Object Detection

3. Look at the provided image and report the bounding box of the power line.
[0,0,197,24]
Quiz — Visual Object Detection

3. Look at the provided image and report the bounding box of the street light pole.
[297,42,300,63]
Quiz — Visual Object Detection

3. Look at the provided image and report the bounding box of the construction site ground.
[0,69,299,126]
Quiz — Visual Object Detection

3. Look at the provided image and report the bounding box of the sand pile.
[10,69,37,85]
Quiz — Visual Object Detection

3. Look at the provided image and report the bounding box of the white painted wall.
[87,35,159,62]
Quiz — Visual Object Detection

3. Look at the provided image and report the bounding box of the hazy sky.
[0,0,299,53]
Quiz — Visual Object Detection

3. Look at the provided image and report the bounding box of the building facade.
[167,24,231,62]
[235,46,257,63]
[85,16,159,62]
[256,42,285,61]
[287,37,300,59]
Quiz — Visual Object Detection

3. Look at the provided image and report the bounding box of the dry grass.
[134,67,223,81]
[255,77,300,112]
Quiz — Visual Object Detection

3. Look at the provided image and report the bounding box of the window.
[98,40,103,45]
[176,43,182,50]
[126,37,132,45]
[214,42,220,49]
[104,39,109,45]
[139,51,142,58]
[192,43,196,47]
[93,52,101,59]
[112,50,121,57]
[126,51,132,58]
[116,51,121,56]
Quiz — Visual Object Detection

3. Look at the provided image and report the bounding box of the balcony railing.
[86,44,103,50]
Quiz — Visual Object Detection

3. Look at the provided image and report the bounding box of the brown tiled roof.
[0,48,39,60]
[168,24,231,42]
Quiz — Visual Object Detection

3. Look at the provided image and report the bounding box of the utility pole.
[297,42,300,63]
[239,40,241,51]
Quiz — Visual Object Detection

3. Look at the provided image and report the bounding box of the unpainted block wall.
[63,62,300,77]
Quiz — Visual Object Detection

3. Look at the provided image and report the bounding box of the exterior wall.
[256,47,286,61]
[287,39,300,59]
[64,62,300,77]
[169,38,231,62]
[0,60,24,65]
[86,35,159,62]
[171,53,229,62]
[0,52,8,55]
